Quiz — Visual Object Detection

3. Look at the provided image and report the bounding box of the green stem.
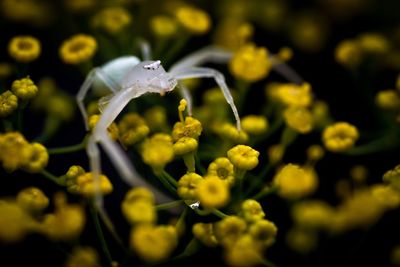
[245,164,272,197]
[211,209,229,219]
[236,79,250,113]
[89,201,113,267]
[344,136,399,155]
[48,135,89,155]
[34,115,62,143]
[156,172,177,195]
[40,169,65,186]
[252,186,278,200]
[162,170,178,187]
[194,154,206,175]
[195,208,229,218]
[2,119,13,131]
[156,200,183,210]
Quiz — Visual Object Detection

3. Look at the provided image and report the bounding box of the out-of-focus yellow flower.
[284,107,314,134]
[0,132,31,172]
[75,172,113,197]
[123,187,155,204]
[241,115,268,135]
[216,122,249,144]
[306,145,325,162]
[240,199,265,223]
[8,35,41,63]
[175,6,211,34]
[64,0,96,13]
[383,164,400,191]
[177,172,203,200]
[197,175,230,209]
[275,82,313,108]
[371,184,400,209]
[358,33,390,54]
[65,165,86,194]
[21,143,49,173]
[335,40,362,68]
[391,245,400,266]
[286,227,317,254]
[144,106,168,132]
[11,76,38,99]
[91,7,132,35]
[375,90,400,110]
[227,145,259,171]
[229,44,272,82]
[248,219,277,249]
[350,165,368,184]
[312,100,331,127]
[130,224,178,263]
[150,15,178,37]
[88,114,119,141]
[0,90,18,117]
[141,133,174,173]
[41,192,85,241]
[121,187,156,225]
[273,164,318,199]
[224,234,263,267]
[213,18,253,51]
[214,216,247,248]
[0,62,14,78]
[118,113,149,146]
[59,34,97,65]
[268,144,285,165]
[207,157,235,187]
[17,187,49,214]
[322,122,359,152]
[192,223,218,247]
[64,246,99,267]
[292,200,335,230]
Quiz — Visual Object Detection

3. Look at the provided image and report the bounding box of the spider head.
[139,60,177,95]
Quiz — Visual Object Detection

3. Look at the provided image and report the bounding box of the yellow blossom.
[64,246,99,267]
[192,222,218,247]
[284,106,314,134]
[371,184,400,209]
[118,113,149,146]
[21,143,49,173]
[277,46,294,62]
[213,18,254,51]
[350,165,368,183]
[224,234,264,267]
[273,164,318,199]
[130,224,178,263]
[335,40,362,67]
[123,187,155,204]
[375,90,400,110]
[41,193,85,241]
[8,35,41,63]
[286,227,317,254]
[121,187,156,225]
[241,115,268,135]
[173,136,198,155]
[47,93,75,121]
[175,6,210,34]
[358,33,390,54]
[217,122,248,144]
[65,165,86,194]
[16,187,49,214]
[268,144,285,165]
[141,133,174,173]
[0,132,32,172]
[59,34,97,65]
[248,219,278,249]
[64,0,96,13]
[322,122,359,152]
[240,199,265,223]
[0,62,14,78]
[144,106,168,132]
[0,90,18,117]
[177,172,203,200]
[227,145,259,171]
[383,164,400,191]
[75,172,113,197]
[150,15,178,37]
[391,245,400,266]
[91,7,132,35]
[11,76,38,99]
[207,157,235,186]
[292,200,335,230]
[229,43,271,82]
[306,145,325,162]
[172,116,202,141]
[214,216,247,248]
[275,82,313,107]
[88,114,119,141]
[197,175,230,209]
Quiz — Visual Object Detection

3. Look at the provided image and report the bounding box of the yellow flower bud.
[192,223,218,247]
[91,7,132,35]
[141,133,174,173]
[64,246,99,267]
[11,76,38,99]
[59,34,97,65]
[21,143,49,173]
[322,122,359,152]
[150,15,178,37]
[118,113,149,146]
[197,175,230,209]
[284,106,314,134]
[175,6,210,34]
[214,216,247,248]
[335,40,362,67]
[248,219,277,249]
[207,157,235,187]
[8,35,41,63]
[0,90,18,117]
[17,187,49,213]
[75,172,113,197]
[227,145,259,171]
[240,199,265,223]
[173,136,198,155]
[375,90,400,110]
[172,116,202,141]
[216,123,248,144]
[241,115,268,135]
[177,172,203,200]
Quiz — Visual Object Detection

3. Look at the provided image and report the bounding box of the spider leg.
[77,67,120,130]
[173,67,241,131]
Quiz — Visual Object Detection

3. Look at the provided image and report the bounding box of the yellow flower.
[391,245,400,266]
[150,15,178,37]
[292,200,335,230]
[335,40,362,67]
[65,165,86,194]
[371,184,400,209]
[322,122,359,152]
[275,82,313,107]
[358,33,390,54]
[241,115,268,135]
[284,106,314,134]
[192,223,218,247]
[141,133,174,173]
[41,192,85,241]
[91,7,132,35]
[175,6,210,34]
[75,172,113,197]
[240,199,265,223]
[177,172,203,200]
[213,18,254,51]
[64,246,99,267]
[248,219,278,249]
[47,93,75,121]
[207,157,235,186]
[229,43,272,82]
[224,234,264,267]
[173,136,198,155]
[144,106,168,132]
[8,35,41,63]
[383,164,400,191]
[0,90,18,117]
[286,227,317,254]
[88,114,119,141]
[21,143,49,173]
[121,187,156,225]
[130,224,178,263]
[11,76,38,99]
[118,113,149,146]
[172,116,202,141]
[0,62,14,78]
[350,165,368,183]
[306,145,325,161]
[0,132,31,172]
[214,216,247,248]
[375,90,400,110]
[216,122,249,144]
[64,0,97,13]
[268,144,286,165]
[59,34,97,65]
[16,187,49,214]
[273,164,318,199]
[197,175,230,209]
[227,145,259,171]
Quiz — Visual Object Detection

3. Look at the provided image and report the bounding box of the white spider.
[76,45,302,213]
